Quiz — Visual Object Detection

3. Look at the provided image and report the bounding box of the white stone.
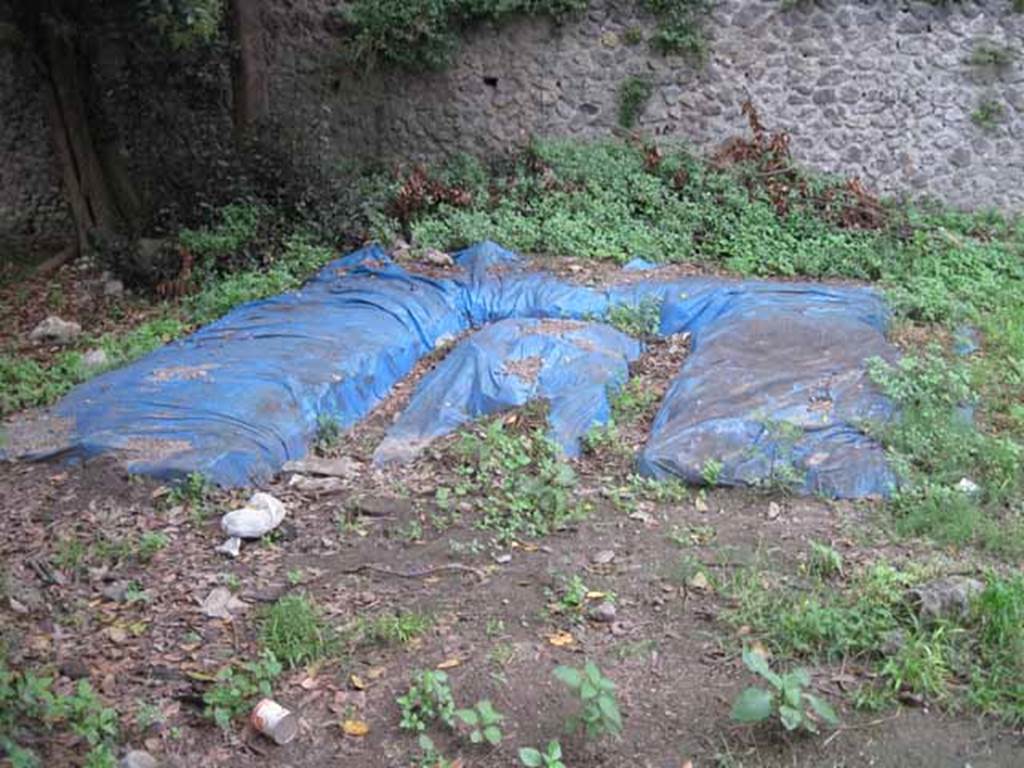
[83,348,109,369]
[29,316,81,345]
[120,750,158,768]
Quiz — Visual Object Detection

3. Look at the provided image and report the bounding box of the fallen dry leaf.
[749,641,772,660]
[436,658,461,670]
[350,674,366,690]
[546,631,575,647]
[342,719,369,737]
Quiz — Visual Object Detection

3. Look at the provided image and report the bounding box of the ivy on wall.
[334,0,590,70]
[640,0,714,60]
[333,0,714,71]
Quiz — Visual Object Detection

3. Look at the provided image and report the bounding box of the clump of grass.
[607,296,662,338]
[354,611,433,646]
[868,350,1023,556]
[971,98,1006,131]
[261,594,332,668]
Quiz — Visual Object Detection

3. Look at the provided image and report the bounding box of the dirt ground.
[3,329,1024,768]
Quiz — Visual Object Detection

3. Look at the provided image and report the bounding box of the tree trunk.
[229,0,268,136]
[39,20,124,255]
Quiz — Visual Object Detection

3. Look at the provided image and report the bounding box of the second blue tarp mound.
[373,318,641,464]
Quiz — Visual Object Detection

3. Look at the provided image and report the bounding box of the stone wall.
[3,0,1023,245]
[270,0,1024,211]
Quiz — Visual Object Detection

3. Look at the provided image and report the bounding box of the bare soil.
[1,347,1022,768]
[2,257,1022,767]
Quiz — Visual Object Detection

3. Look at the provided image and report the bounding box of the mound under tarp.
[373,318,641,465]
[1,241,898,498]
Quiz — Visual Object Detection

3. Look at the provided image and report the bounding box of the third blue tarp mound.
[638,281,898,498]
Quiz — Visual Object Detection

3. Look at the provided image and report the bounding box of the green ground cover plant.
[727,552,1024,723]
[1,659,120,767]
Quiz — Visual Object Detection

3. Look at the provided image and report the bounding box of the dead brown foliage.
[391,165,473,226]
[714,100,888,231]
[154,246,195,300]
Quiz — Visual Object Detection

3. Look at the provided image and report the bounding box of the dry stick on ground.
[821,712,903,748]
[326,562,488,581]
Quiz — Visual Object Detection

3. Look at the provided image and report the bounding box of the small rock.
[956,477,980,495]
[493,553,512,565]
[282,456,361,479]
[216,537,242,558]
[83,348,109,370]
[766,501,781,520]
[8,580,46,613]
[120,750,159,768]
[108,626,128,644]
[221,492,286,539]
[59,658,91,680]
[101,581,131,602]
[29,315,81,345]
[103,278,125,298]
[8,597,28,614]
[287,475,346,495]
[200,586,248,620]
[590,549,616,565]
[351,495,413,518]
[589,602,617,623]
[424,248,453,267]
[907,576,984,623]
[881,629,906,656]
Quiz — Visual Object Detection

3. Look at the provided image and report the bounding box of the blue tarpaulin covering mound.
[2,241,898,498]
[638,282,898,498]
[373,318,641,465]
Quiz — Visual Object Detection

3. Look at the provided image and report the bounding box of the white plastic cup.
[251,698,298,745]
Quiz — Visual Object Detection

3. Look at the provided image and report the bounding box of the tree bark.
[39,20,123,254]
[229,0,268,136]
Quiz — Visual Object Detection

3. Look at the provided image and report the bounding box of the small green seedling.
[314,413,343,452]
[808,540,843,578]
[701,458,723,486]
[731,648,838,733]
[136,531,169,563]
[454,699,504,745]
[417,734,456,768]
[519,740,567,767]
[397,670,455,732]
[203,651,282,730]
[554,661,622,740]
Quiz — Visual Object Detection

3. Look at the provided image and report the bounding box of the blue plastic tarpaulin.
[373,318,640,464]
[638,281,898,498]
[2,241,898,498]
